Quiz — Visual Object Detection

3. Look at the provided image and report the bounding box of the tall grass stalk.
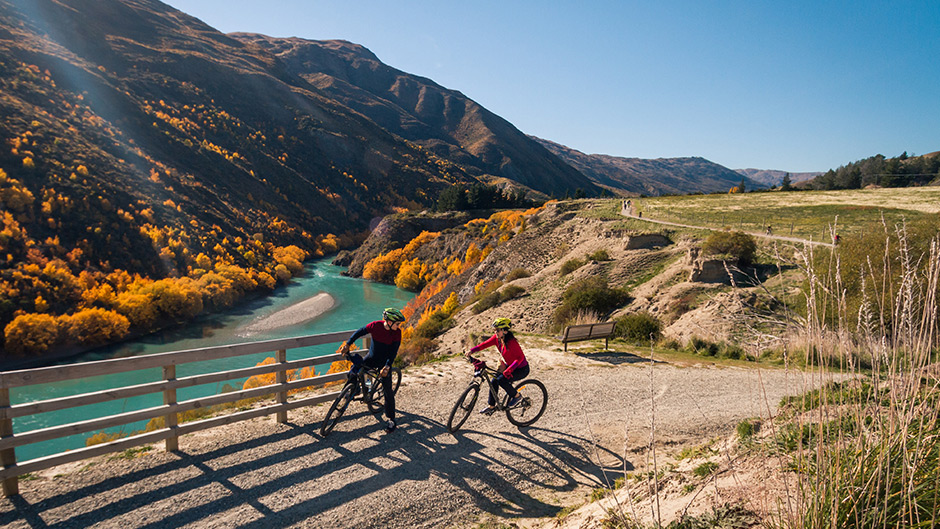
[780,221,940,529]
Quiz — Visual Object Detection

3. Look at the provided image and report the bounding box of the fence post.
[163,365,178,452]
[1,383,19,496]
[275,349,287,424]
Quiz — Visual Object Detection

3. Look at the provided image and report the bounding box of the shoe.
[479,406,496,416]
[507,394,522,407]
[384,419,396,433]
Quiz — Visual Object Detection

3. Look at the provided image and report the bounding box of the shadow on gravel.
[1,407,629,528]
[575,349,666,366]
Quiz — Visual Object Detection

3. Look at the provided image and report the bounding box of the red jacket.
[470,333,527,373]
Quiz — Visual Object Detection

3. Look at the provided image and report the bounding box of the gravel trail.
[0,342,820,528]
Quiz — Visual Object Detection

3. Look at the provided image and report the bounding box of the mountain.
[0,0,481,257]
[532,137,758,196]
[0,0,492,356]
[736,168,821,187]
[229,34,602,199]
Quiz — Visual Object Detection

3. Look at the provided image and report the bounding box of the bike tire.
[390,367,402,395]
[365,367,402,414]
[447,383,480,433]
[366,372,386,415]
[320,384,355,436]
[505,379,548,427]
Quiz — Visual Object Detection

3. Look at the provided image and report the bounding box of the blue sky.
[163,0,939,173]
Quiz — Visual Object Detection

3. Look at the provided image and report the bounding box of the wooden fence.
[0,329,366,497]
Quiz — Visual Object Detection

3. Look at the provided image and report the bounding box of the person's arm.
[469,334,498,354]
[341,325,370,355]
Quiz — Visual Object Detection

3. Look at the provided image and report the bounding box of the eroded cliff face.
[334,211,475,276]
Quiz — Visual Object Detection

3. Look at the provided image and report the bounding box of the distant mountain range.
[735,168,821,187]
[533,137,761,195]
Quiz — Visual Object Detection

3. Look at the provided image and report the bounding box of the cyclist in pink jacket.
[466,317,530,415]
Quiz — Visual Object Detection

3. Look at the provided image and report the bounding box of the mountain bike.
[320,357,402,436]
[447,355,547,433]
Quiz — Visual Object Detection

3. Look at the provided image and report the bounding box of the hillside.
[230,34,602,198]
[533,137,759,196]
[339,200,790,356]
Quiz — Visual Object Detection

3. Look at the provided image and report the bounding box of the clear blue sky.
[163,0,939,173]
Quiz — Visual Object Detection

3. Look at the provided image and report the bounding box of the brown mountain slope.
[0,0,483,353]
[533,136,761,196]
[230,34,603,198]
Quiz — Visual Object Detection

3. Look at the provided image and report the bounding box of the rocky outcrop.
[625,234,672,250]
[337,211,475,276]
[686,248,747,284]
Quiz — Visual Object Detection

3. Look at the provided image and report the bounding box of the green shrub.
[692,461,719,478]
[504,268,531,281]
[721,343,746,360]
[615,312,662,344]
[414,310,453,338]
[560,258,586,276]
[686,336,719,356]
[396,337,439,366]
[472,285,526,314]
[701,230,756,266]
[587,249,610,261]
[553,277,629,329]
[736,419,759,443]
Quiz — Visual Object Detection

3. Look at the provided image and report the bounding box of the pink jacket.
[470,333,528,374]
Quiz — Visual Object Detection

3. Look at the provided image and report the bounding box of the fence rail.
[0,329,364,497]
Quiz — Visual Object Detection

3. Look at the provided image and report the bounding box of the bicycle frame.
[447,355,547,433]
[469,360,511,410]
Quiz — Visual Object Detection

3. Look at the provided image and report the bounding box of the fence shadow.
[1,408,628,528]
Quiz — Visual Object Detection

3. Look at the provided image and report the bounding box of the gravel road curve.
[0,343,821,529]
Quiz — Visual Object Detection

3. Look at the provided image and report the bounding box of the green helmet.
[383,307,405,323]
[492,317,512,330]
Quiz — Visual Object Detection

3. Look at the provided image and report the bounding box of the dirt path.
[0,339,824,529]
[620,205,835,247]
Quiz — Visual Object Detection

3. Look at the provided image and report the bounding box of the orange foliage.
[4,313,59,355]
[242,357,297,390]
[63,308,130,346]
[403,279,447,320]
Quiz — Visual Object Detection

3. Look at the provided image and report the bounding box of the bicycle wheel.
[320,384,355,436]
[447,383,480,433]
[366,372,386,415]
[505,379,548,427]
[389,367,402,395]
[366,367,403,414]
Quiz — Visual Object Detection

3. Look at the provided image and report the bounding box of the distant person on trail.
[340,307,405,433]
[833,234,841,245]
[766,225,773,236]
[465,317,530,415]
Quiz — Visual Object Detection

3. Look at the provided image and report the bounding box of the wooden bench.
[560,321,616,352]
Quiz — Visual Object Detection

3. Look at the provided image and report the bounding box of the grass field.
[597,187,940,242]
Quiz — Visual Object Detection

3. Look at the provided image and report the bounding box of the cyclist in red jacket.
[466,317,530,415]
